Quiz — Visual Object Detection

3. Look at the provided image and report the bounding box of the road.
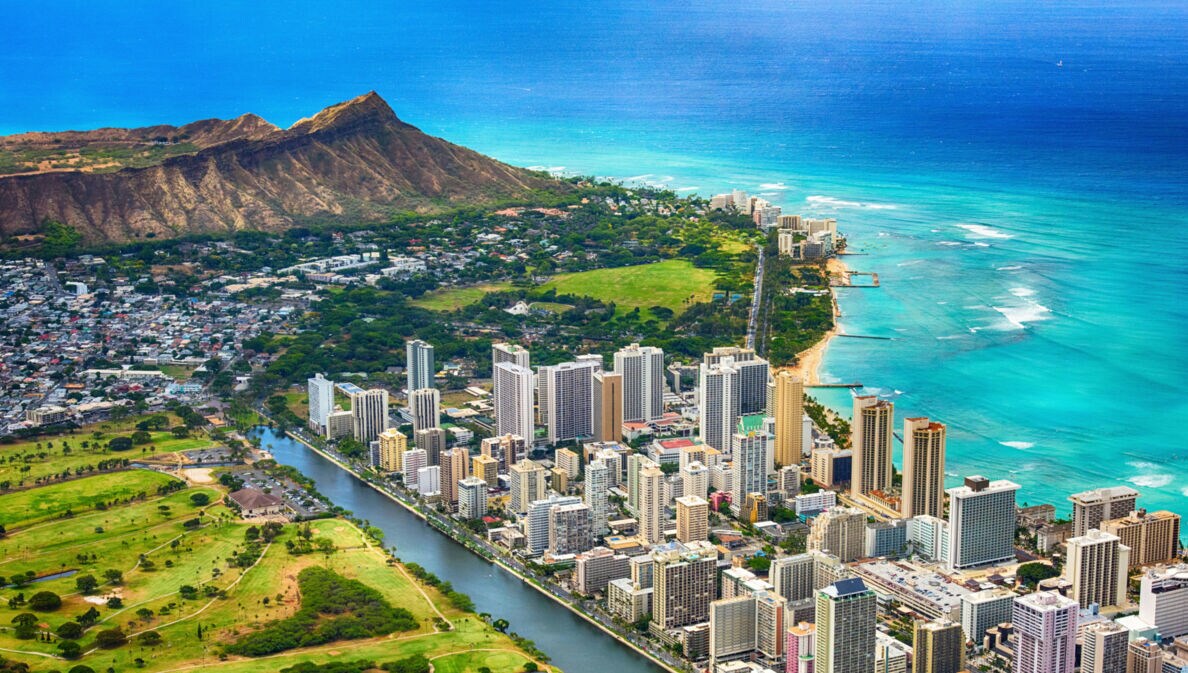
[746,243,765,350]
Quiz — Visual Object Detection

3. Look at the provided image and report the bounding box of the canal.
[253,426,665,673]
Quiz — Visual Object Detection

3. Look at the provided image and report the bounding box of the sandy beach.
[785,255,848,385]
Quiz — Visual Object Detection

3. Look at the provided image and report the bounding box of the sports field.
[541,259,718,319]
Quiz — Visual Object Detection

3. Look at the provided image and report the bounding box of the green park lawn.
[0,472,552,673]
[541,259,718,319]
[0,469,181,529]
[411,282,513,311]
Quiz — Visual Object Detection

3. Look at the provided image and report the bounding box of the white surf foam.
[675,186,699,192]
[760,182,789,190]
[957,223,1013,239]
[1000,441,1034,450]
[996,265,1024,271]
[1009,287,1037,298]
[937,241,963,246]
[806,195,898,210]
[992,302,1052,330]
[898,259,924,267]
[1128,474,1174,489]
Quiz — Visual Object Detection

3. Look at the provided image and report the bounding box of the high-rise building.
[1012,591,1077,673]
[1065,529,1129,608]
[774,371,804,467]
[408,387,440,434]
[585,459,611,534]
[457,476,488,520]
[375,428,407,472]
[810,444,852,489]
[912,620,965,673]
[1138,564,1188,639]
[850,396,894,499]
[639,465,667,545]
[492,342,530,369]
[325,408,354,440]
[307,373,334,431]
[731,431,770,511]
[592,370,624,442]
[481,434,527,474]
[614,343,665,422]
[960,587,1016,646]
[549,502,594,555]
[402,448,427,488]
[493,362,535,440]
[555,448,581,478]
[947,476,1020,570]
[699,359,741,453]
[902,417,946,519]
[779,465,801,498]
[1101,509,1182,568]
[524,494,581,555]
[1069,486,1139,537]
[812,550,851,591]
[406,339,435,390]
[709,594,758,665]
[1126,639,1164,673]
[676,495,709,543]
[538,360,597,444]
[345,384,389,444]
[771,553,816,604]
[574,547,630,596]
[1081,621,1129,673]
[703,347,769,415]
[414,427,447,466]
[742,492,768,524]
[786,622,816,673]
[627,453,659,514]
[755,591,787,662]
[439,447,470,511]
[472,454,498,487]
[908,514,951,564]
[509,459,548,515]
[815,578,876,673]
[652,544,717,631]
[416,465,440,496]
[682,461,709,501]
[808,507,867,563]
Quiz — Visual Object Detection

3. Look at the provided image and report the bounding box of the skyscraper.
[492,342,530,369]
[509,459,548,515]
[676,495,709,543]
[960,588,1016,646]
[481,434,526,474]
[1138,564,1188,640]
[1081,621,1128,673]
[1012,591,1077,673]
[808,506,867,563]
[375,428,407,472]
[1126,639,1164,673]
[638,465,666,544]
[408,387,440,434]
[439,447,470,511]
[1101,509,1182,568]
[307,373,334,432]
[699,359,740,454]
[614,343,665,422]
[947,476,1020,570]
[344,384,389,444]
[902,417,946,519]
[1069,486,1139,537]
[681,461,709,501]
[592,370,624,442]
[1065,529,1129,608]
[912,620,965,673]
[850,395,893,499]
[709,594,757,665]
[815,578,876,673]
[703,347,769,414]
[493,362,535,440]
[774,370,804,467]
[458,476,488,520]
[402,448,427,488]
[549,502,594,555]
[538,359,597,444]
[627,453,659,515]
[406,339,435,390]
[472,454,498,487]
[414,427,447,466]
[786,622,816,673]
[771,553,816,604]
[652,544,717,631]
[525,494,581,555]
[732,434,770,518]
[585,459,611,534]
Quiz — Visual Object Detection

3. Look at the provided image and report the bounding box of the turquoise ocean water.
[3,0,1186,515]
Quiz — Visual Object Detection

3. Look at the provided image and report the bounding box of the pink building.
[709,491,733,512]
[1013,591,1078,673]
[785,621,815,673]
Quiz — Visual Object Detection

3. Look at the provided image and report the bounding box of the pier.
[832,270,880,288]
[837,333,894,340]
[807,382,864,389]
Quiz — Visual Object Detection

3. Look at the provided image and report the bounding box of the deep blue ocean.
[4,0,1186,516]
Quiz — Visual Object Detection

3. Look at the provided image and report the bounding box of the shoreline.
[785,255,848,385]
[273,426,681,673]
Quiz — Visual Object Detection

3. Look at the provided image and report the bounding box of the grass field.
[542,259,718,319]
[411,282,513,311]
[0,469,551,673]
[0,469,181,529]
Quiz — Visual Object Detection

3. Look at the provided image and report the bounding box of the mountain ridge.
[0,92,562,243]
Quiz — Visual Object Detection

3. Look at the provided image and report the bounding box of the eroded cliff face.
[0,92,561,243]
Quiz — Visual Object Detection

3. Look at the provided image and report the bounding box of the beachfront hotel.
[850,395,894,500]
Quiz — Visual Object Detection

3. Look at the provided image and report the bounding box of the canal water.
[252,426,664,673]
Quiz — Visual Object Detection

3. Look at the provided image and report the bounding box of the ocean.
[4,0,1186,516]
